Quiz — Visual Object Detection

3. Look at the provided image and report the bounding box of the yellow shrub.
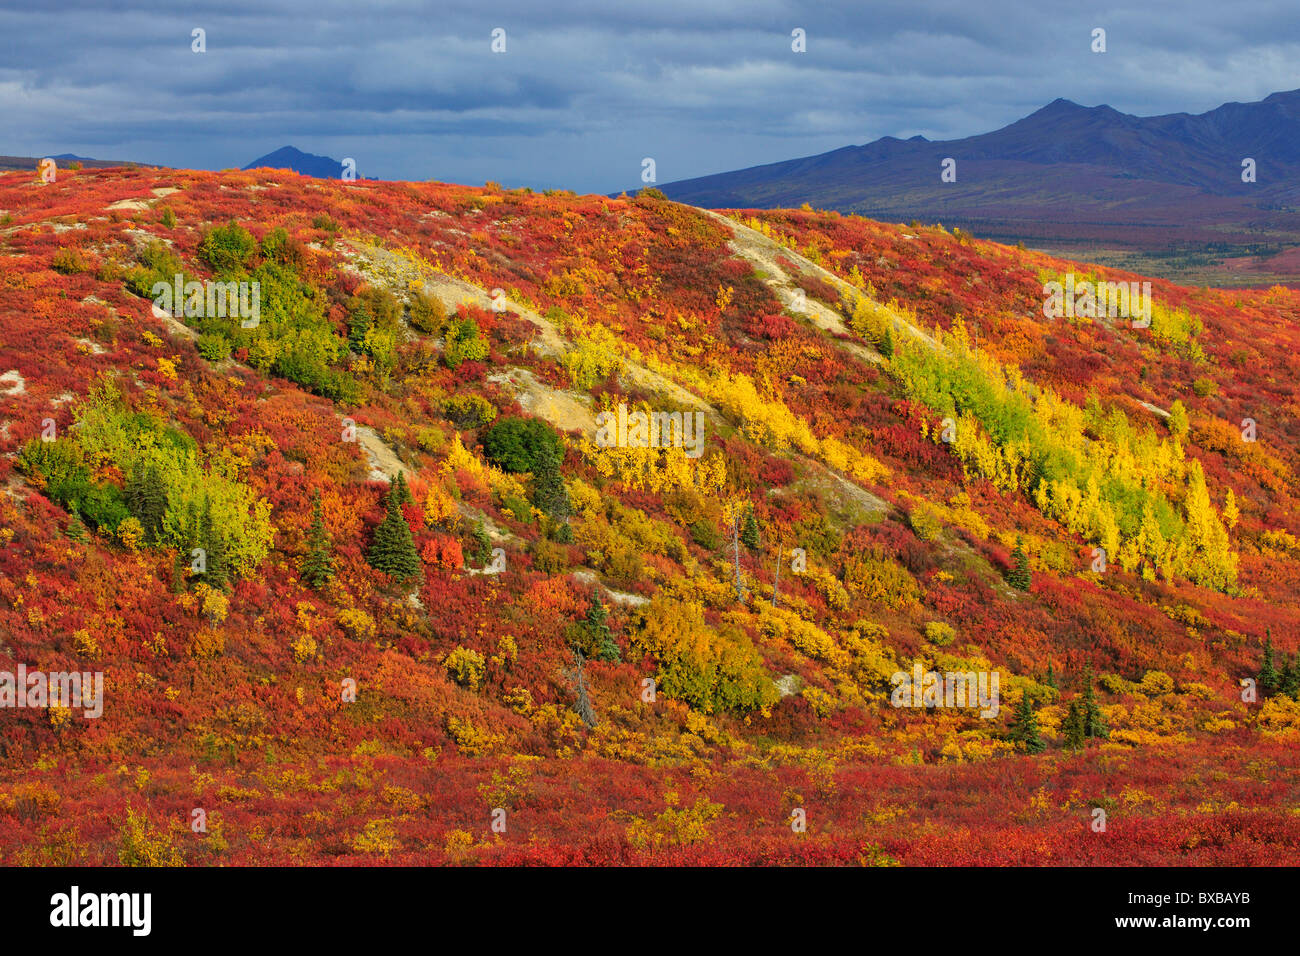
[338,607,376,641]
[188,626,225,660]
[118,808,184,867]
[116,516,144,551]
[446,716,504,756]
[352,818,400,856]
[843,552,920,610]
[72,628,101,660]
[1138,670,1175,696]
[924,621,956,646]
[445,646,486,689]
[626,794,723,852]
[291,633,318,664]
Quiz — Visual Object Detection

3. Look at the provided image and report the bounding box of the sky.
[1,0,1298,194]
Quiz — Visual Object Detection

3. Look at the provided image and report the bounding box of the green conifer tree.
[467,520,492,566]
[199,495,229,590]
[368,480,422,582]
[1062,700,1086,750]
[65,503,88,543]
[741,511,760,550]
[1007,535,1032,590]
[529,441,571,519]
[1279,653,1300,700]
[300,489,335,589]
[126,462,168,543]
[1011,692,1045,753]
[585,593,620,663]
[391,470,414,507]
[1081,664,1108,739]
[1260,632,1281,695]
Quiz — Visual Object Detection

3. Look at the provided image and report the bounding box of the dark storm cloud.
[1,0,1297,192]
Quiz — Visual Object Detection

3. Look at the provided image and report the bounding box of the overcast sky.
[2,1,1298,193]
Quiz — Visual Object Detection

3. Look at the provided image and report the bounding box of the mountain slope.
[1,167,1299,865]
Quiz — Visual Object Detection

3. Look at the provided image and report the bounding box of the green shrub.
[688,520,723,550]
[444,316,489,369]
[502,495,533,524]
[198,221,257,276]
[482,417,564,474]
[260,227,301,266]
[443,395,497,430]
[52,247,88,275]
[409,290,447,334]
[924,621,955,646]
[908,501,943,541]
[125,240,188,299]
[197,332,231,362]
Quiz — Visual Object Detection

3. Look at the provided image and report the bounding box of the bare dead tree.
[771,535,783,608]
[565,649,597,728]
[731,510,744,602]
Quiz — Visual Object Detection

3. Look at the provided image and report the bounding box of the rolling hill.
[1,165,1299,865]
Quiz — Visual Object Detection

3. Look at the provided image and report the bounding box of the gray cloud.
[0,0,1297,192]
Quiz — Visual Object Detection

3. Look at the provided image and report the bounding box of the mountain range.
[658,90,1300,285]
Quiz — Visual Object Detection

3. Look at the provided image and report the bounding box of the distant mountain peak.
[243,145,343,178]
[1032,97,1090,117]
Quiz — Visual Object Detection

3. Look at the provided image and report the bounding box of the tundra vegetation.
[0,167,1297,865]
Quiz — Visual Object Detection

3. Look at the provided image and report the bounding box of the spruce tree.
[529,441,570,519]
[1081,664,1108,739]
[1007,535,1032,590]
[1062,700,1086,750]
[1044,662,1057,689]
[368,479,422,582]
[741,511,760,550]
[65,503,88,543]
[1011,693,1044,753]
[467,520,492,566]
[391,470,414,507]
[1259,633,1280,695]
[1280,653,1300,700]
[880,323,895,359]
[585,593,620,663]
[300,489,335,589]
[199,495,229,590]
[169,547,188,594]
[347,296,373,353]
[126,462,168,543]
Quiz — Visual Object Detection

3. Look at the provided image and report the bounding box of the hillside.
[1,167,1299,865]
[658,90,1300,287]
